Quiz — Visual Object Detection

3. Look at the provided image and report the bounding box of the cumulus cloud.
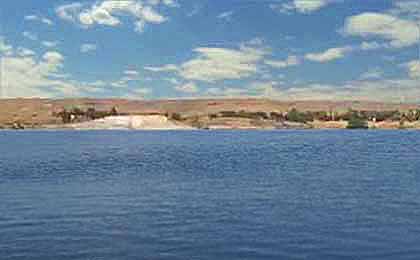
[265,55,300,68]
[121,70,140,81]
[195,78,420,103]
[359,41,387,51]
[42,41,59,48]
[124,70,139,76]
[134,88,151,95]
[343,12,419,48]
[1,51,77,97]
[389,0,420,20]
[147,0,179,7]
[0,39,106,98]
[305,46,353,62]
[179,44,268,82]
[144,64,178,72]
[56,0,175,33]
[145,41,273,82]
[205,87,248,97]
[0,37,13,55]
[22,31,37,41]
[359,68,384,80]
[41,52,65,73]
[56,2,84,22]
[271,0,333,14]
[247,79,420,103]
[174,82,198,93]
[24,15,54,25]
[80,43,97,53]
[16,47,36,57]
[217,11,234,21]
[122,87,152,99]
[250,81,283,97]
[405,60,420,78]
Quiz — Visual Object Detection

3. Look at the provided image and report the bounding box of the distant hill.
[1,98,419,127]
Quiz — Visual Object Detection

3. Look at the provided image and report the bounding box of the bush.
[171,113,183,121]
[110,107,119,116]
[270,112,285,121]
[286,108,313,123]
[347,114,368,129]
[56,106,121,123]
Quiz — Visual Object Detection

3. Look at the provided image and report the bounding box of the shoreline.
[1,98,420,131]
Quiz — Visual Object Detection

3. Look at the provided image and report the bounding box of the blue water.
[1,130,420,260]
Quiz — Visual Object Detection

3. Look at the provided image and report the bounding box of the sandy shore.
[65,115,193,130]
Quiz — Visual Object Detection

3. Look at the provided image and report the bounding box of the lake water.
[1,130,420,260]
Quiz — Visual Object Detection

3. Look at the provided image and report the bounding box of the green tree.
[286,108,313,123]
[347,113,368,129]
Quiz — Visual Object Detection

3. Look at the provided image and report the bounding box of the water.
[1,130,420,260]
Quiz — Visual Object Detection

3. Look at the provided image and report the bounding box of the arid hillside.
[1,98,419,128]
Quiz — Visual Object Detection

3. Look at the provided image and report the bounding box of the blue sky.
[0,0,419,102]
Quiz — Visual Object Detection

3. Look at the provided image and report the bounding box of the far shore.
[1,98,420,130]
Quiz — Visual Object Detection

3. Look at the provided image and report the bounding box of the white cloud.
[145,41,270,82]
[89,80,107,87]
[205,87,248,97]
[0,43,82,98]
[23,31,37,41]
[111,80,128,88]
[265,55,300,68]
[217,11,234,21]
[56,0,174,33]
[122,87,152,99]
[124,70,139,76]
[0,37,13,55]
[294,0,330,13]
[405,60,420,78]
[42,41,59,48]
[174,82,198,93]
[0,37,147,98]
[359,67,384,80]
[16,47,36,57]
[24,15,54,25]
[42,51,64,69]
[179,44,268,82]
[305,46,353,62]
[247,79,420,103]
[121,70,140,81]
[343,12,419,48]
[359,41,387,51]
[133,87,151,95]
[271,0,333,14]
[147,0,179,7]
[144,64,178,72]
[56,2,84,22]
[187,4,202,17]
[163,77,180,85]
[251,81,283,97]
[389,0,420,20]
[80,43,97,53]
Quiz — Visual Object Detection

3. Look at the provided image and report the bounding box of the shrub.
[347,113,368,129]
[220,111,238,117]
[171,113,183,121]
[270,112,284,121]
[110,107,119,116]
[286,108,313,123]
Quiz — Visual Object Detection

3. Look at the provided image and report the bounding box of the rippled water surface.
[1,130,420,260]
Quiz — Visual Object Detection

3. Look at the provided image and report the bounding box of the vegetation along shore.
[1,98,420,130]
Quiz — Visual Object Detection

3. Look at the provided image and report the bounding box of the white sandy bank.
[69,115,193,130]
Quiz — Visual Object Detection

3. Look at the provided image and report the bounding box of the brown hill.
[0,98,419,128]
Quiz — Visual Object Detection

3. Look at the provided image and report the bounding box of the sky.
[0,0,420,102]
